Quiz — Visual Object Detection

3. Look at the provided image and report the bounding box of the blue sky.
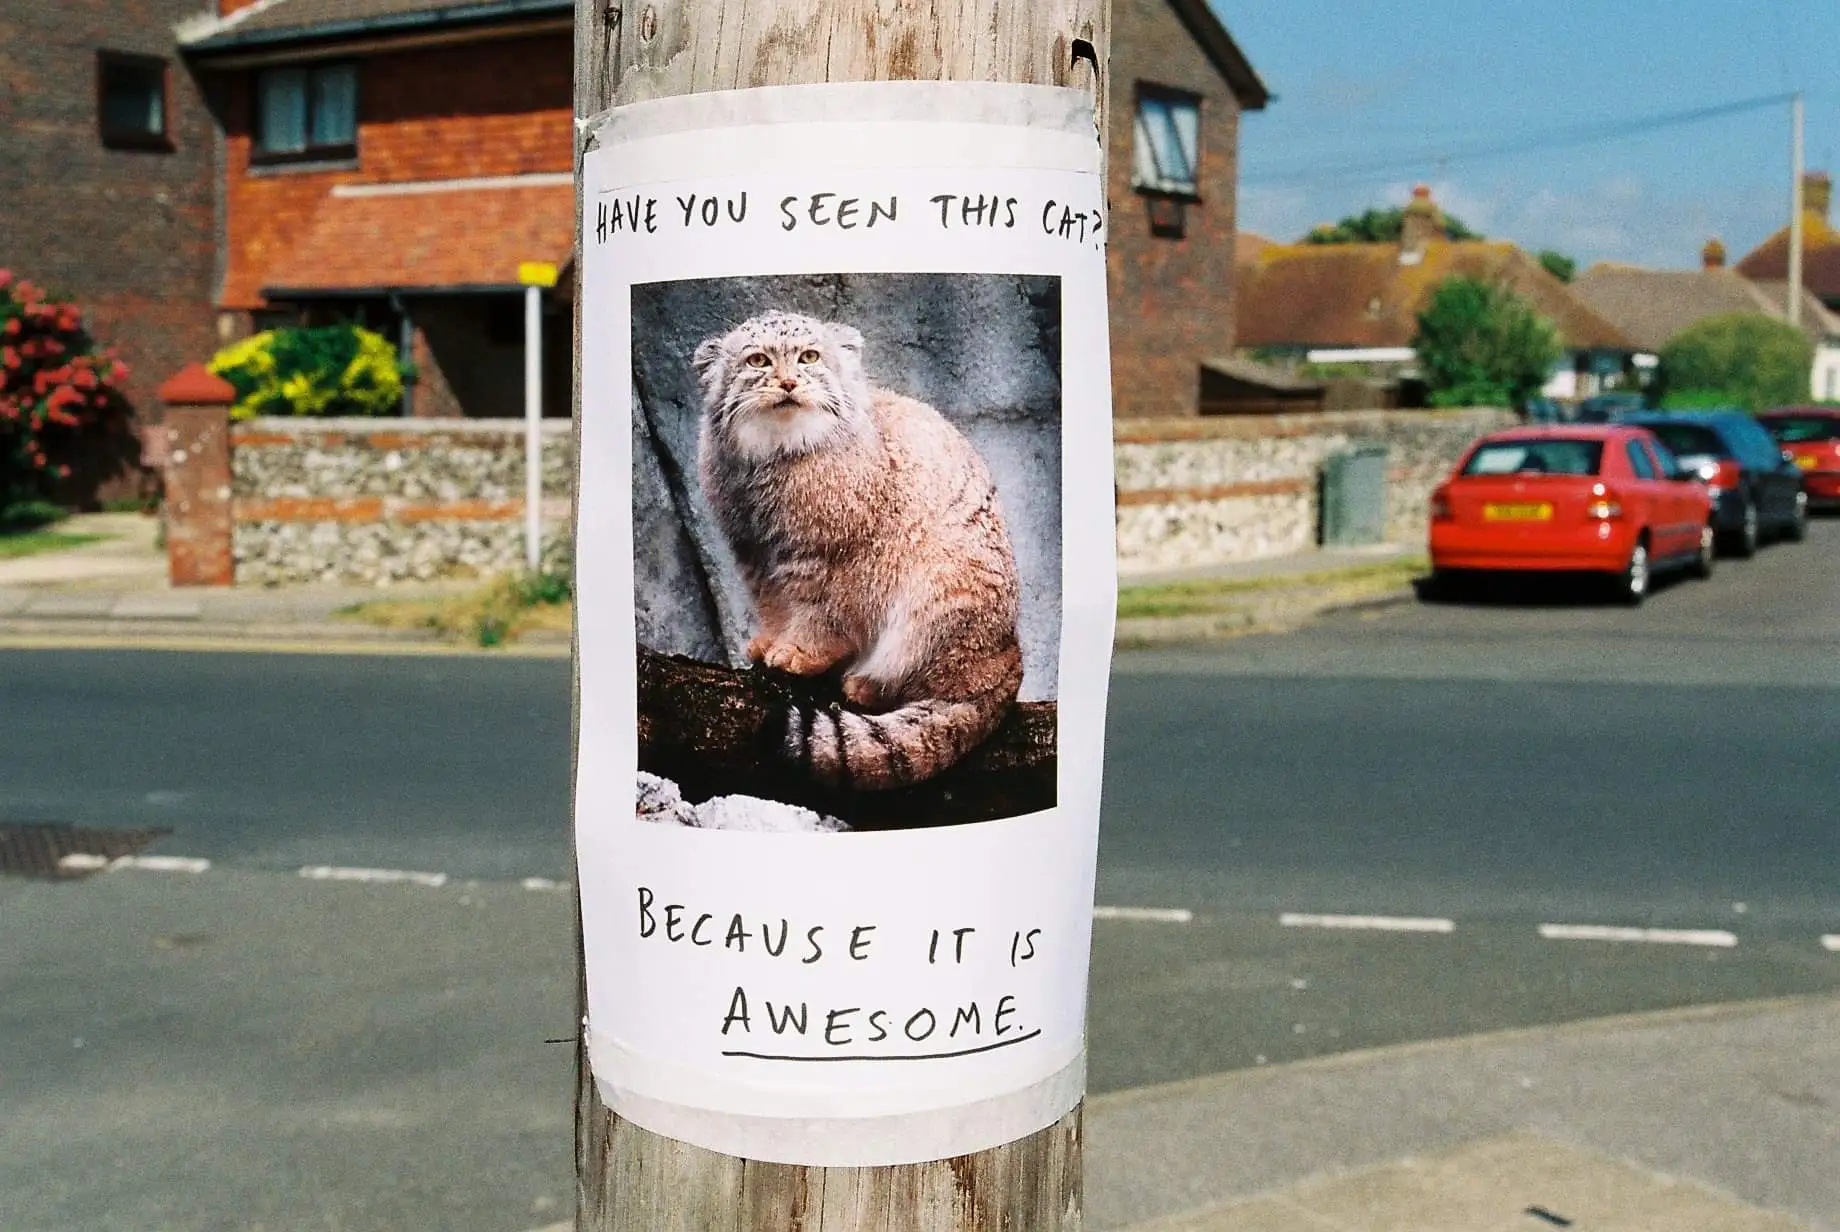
[1217,0,1839,271]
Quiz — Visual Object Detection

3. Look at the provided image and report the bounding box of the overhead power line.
[1243,92,1799,189]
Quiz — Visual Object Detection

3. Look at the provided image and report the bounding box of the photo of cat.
[630,274,1063,833]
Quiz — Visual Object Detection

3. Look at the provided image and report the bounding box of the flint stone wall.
[1115,407,1516,575]
[627,273,1065,703]
[230,419,573,585]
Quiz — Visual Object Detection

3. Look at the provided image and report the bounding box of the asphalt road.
[2,520,1837,1230]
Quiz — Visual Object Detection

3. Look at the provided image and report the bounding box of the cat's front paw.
[746,634,775,664]
[765,641,841,677]
[841,674,890,710]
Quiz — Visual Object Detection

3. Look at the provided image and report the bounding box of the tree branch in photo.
[636,647,1058,829]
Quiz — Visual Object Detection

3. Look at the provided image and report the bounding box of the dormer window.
[1133,86,1201,199]
[254,63,358,163]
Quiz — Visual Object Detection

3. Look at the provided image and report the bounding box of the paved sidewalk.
[0,512,510,648]
[1088,995,1840,1231]
[1116,542,1427,646]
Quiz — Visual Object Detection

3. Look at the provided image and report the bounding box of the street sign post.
[519,259,559,573]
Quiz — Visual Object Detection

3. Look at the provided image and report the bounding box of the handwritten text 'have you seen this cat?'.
[594,189,1105,252]
[637,887,1049,1063]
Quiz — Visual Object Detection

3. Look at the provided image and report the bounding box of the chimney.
[1804,171,1832,222]
[1701,237,1727,269]
[1399,184,1445,264]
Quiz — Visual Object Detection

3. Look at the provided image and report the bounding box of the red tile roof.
[257,180,573,297]
[1237,240,1634,351]
[1734,211,1840,301]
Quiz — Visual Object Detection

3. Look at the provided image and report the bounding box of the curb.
[1087,990,1839,1117]
[1116,582,1419,647]
[0,622,571,657]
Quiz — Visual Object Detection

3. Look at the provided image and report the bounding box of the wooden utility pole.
[570,1,1108,1228]
[1789,92,1805,329]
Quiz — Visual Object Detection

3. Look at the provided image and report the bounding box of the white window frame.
[1132,86,1202,199]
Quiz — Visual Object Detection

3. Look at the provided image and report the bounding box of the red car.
[1428,425,1715,605]
[1758,406,1840,509]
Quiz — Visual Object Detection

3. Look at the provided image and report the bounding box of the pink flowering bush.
[0,269,130,508]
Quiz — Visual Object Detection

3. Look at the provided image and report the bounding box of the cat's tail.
[781,678,1018,791]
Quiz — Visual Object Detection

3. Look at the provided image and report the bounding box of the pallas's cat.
[694,310,1024,791]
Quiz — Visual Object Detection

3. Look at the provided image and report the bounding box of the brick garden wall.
[1114,408,1517,575]
[230,419,572,585]
[1105,0,1244,419]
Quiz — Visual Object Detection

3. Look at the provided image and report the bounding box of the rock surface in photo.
[628,273,1064,703]
[635,771,850,834]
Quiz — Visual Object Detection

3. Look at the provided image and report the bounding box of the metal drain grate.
[0,823,174,879]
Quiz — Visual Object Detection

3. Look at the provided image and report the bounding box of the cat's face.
[694,312,870,460]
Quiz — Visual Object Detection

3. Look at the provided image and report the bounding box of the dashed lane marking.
[1538,924,1738,948]
[1280,912,1455,934]
[1093,905,1195,923]
[57,853,212,874]
[298,865,448,888]
[521,877,570,892]
[1822,935,1839,953]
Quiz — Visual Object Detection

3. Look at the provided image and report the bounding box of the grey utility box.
[1319,444,1389,546]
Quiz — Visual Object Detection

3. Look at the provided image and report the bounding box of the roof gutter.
[183,0,572,54]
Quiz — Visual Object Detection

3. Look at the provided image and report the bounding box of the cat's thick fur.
[693,310,1024,791]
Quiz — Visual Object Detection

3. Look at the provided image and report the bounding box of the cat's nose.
[778,377,799,391]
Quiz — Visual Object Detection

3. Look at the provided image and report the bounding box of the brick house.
[179,0,1267,421]
[0,0,222,494]
[1106,0,1270,418]
[180,0,576,419]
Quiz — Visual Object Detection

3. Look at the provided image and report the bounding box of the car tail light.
[1586,493,1623,520]
[1702,459,1742,493]
[1430,487,1452,521]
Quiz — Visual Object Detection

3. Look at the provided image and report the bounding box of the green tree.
[1303,207,1482,245]
[1413,277,1563,408]
[1537,249,1576,283]
[1656,313,1811,412]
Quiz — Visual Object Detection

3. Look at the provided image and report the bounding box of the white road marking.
[1822,935,1840,953]
[57,853,211,874]
[1093,905,1194,923]
[522,877,569,892]
[298,865,448,888]
[1280,912,1455,934]
[1538,924,1737,948]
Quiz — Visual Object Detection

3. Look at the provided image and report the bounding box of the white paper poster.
[574,82,1116,1167]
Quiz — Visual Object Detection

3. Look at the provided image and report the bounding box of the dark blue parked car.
[1575,392,1648,423]
[1622,410,1808,556]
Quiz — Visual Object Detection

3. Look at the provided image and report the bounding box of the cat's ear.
[825,323,864,360]
[692,336,726,391]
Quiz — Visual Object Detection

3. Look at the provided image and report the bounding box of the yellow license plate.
[1795,456,1817,470]
[1483,502,1553,521]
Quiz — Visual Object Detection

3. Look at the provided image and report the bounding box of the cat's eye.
[745,353,770,368]
[798,349,821,364]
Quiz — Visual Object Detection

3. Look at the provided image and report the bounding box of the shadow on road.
[1412,567,1697,608]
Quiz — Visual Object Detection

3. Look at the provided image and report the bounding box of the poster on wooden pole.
[574,82,1114,1167]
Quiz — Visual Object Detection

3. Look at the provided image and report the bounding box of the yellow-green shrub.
[209,324,405,420]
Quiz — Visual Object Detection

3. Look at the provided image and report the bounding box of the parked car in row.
[1429,425,1714,605]
[1621,410,1808,555]
[1758,405,1840,511]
